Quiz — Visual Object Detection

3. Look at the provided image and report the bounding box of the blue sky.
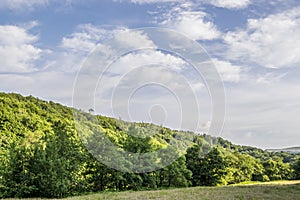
[1,0,300,149]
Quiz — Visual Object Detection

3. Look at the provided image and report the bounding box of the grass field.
[5,180,300,200]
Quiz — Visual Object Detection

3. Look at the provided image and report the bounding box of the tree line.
[0,92,300,198]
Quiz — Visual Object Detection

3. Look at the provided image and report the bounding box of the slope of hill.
[266,147,300,154]
[0,92,299,198]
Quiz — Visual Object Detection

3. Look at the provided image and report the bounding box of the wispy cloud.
[125,0,252,9]
[256,72,288,85]
[0,0,48,10]
[222,79,300,148]
[0,0,85,12]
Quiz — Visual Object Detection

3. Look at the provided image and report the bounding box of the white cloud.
[92,49,194,100]
[0,0,85,11]
[256,72,288,84]
[0,0,48,10]
[222,80,300,149]
[212,59,241,83]
[61,25,156,53]
[0,71,75,105]
[71,43,210,129]
[62,32,98,53]
[125,0,178,3]
[59,25,158,72]
[154,3,221,40]
[125,0,252,9]
[0,24,42,72]
[224,7,300,68]
[205,0,251,9]
[61,24,120,53]
[94,59,208,131]
[113,50,186,73]
[114,29,156,49]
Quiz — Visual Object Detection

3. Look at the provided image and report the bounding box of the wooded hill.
[0,92,300,198]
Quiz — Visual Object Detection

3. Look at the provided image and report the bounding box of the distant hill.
[266,147,300,154]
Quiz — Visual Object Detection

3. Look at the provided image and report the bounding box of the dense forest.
[0,92,300,198]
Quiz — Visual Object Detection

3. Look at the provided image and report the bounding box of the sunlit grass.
[230,180,300,186]
[5,180,300,200]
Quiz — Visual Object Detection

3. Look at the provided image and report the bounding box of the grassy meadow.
[4,180,300,200]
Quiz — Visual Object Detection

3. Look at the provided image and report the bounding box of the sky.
[1,0,300,149]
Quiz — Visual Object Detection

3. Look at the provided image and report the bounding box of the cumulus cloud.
[113,29,156,49]
[59,25,158,72]
[60,25,108,71]
[155,3,221,40]
[60,24,189,95]
[112,50,186,73]
[65,26,211,129]
[84,49,189,102]
[205,0,251,9]
[61,24,157,53]
[0,23,43,72]
[212,59,241,83]
[224,7,300,68]
[61,24,124,53]
[96,48,205,102]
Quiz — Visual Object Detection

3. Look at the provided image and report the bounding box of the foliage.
[293,158,300,179]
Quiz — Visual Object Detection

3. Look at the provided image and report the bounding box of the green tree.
[84,159,112,192]
[263,158,292,181]
[2,141,37,198]
[155,156,192,188]
[187,147,228,186]
[224,151,264,184]
[293,158,300,180]
[186,144,203,186]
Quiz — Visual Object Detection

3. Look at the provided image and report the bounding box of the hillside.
[266,147,300,154]
[0,92,300,198]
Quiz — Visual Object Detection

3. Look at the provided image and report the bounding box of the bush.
[262,175,270,182]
